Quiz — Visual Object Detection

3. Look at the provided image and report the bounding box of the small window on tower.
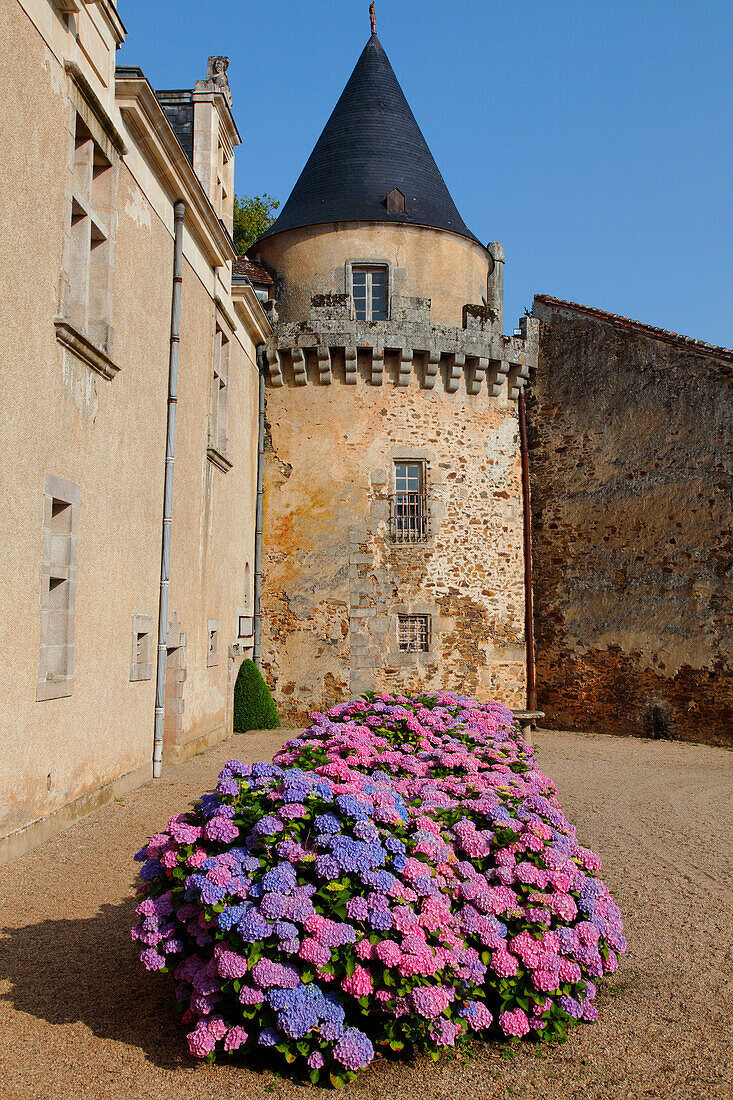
[352,265,388,321]
[386,187,406,215]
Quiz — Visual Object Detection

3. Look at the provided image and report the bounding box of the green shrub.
[233,658,280,732]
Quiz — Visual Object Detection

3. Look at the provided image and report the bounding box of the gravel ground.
[1,728,731,1100]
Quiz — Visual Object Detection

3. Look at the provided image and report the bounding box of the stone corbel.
[424,348,440,390]
[291,346,307,386]
[266,340,283,387]
[370,345,384,385]
[317,345,332,385]
[488,359,508,397]
[507,362,529,399]
[467,356,488,395]
[345,346,357,385]
[446,351,465,393]
[398,347,413,387]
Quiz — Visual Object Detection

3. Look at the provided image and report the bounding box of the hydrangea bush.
[132,692,626,1084]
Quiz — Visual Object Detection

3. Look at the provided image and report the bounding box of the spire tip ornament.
[370,2,376,35]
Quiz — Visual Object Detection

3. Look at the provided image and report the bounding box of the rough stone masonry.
[528,295,733,745]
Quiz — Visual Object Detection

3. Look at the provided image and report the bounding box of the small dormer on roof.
[259,33,481,247]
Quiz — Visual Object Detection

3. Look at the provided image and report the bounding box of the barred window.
[398,615,430,652]
[390,461,429,542]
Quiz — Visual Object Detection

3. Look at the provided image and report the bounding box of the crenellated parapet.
[263,293,538,398]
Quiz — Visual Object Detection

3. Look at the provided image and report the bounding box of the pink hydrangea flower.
[341,964,373,997]
[224,1026,247,1052]
[499,1008,530,1038]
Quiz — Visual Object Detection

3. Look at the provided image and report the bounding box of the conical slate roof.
[258,34,482,246]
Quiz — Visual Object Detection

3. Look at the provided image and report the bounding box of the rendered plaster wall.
[0,0,161,850]
[252,222,492,328]
[0,0,260,857]
[259,367,526,724]
[528,297,733,745]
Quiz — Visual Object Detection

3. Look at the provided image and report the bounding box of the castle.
[1,0,730,863]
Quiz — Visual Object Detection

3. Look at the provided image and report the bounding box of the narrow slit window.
[38,475,79,700]
[208,323,232,470]
[352,265,388,321]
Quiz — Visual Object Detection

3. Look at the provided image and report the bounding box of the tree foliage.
[233,193,280,254]
[233,658,280,732]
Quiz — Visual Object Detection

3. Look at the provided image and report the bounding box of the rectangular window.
[37,475,79,700]
[352,265,388,321]
[398,615,430,653]
[66,113,115,349]
[207,619,220,667]
[390,461,429,542]
[208,324,232,470]
[130,614,154,681]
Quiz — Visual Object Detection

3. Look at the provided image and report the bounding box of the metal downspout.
[153,199,185,779]
[253,346,266,665]
[518,388,537,711]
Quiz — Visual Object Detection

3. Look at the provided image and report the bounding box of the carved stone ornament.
[207,56,230,90]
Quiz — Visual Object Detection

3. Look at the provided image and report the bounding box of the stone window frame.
[236,611,253,640]
[397,614,431,652]
[130,613,154,682]
[37,474,80,701]
[56,64,125,381]
[207,311,233,472]
[345,258,393,322]
[207,619,221,667]
[390,603,440,667]
[385,446,439,545]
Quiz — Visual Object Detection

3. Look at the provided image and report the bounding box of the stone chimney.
[192,57,240,235]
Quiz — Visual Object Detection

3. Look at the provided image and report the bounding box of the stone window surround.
[397,613,431,652]
[130,613,154,681]
[207,309,233,472]
[56,63,125,381]
[236,611,253,639]
[37,474,80,701]
[344,258,394,322]
[374,446,444,547]
[207,619,221,667]
[391,602,441,666]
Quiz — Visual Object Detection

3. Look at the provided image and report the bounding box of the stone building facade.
[0,0,269,862]
[249,33,537,723]
[528,296,733,745]
[2,4,730,863]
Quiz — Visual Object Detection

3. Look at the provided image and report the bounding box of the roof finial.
[370,2,376,35]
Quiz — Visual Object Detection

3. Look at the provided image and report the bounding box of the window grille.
[390,461,429,541]
[352,265,388,320]
[398,615,430,652]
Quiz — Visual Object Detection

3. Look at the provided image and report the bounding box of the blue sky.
[118,0,732,347]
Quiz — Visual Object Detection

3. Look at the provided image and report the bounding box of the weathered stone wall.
[260,365,527,723]
[528,296,733,745]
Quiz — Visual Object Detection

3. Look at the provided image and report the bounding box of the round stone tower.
[250,28,538,722]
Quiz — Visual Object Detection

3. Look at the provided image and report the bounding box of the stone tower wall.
[260,366,527,724]
[252,222,492,328]
[528,295,733,746]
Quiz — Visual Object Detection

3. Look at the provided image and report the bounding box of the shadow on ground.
[0,897,187,1070]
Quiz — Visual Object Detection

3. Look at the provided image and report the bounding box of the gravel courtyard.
[1,728,731,1100]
